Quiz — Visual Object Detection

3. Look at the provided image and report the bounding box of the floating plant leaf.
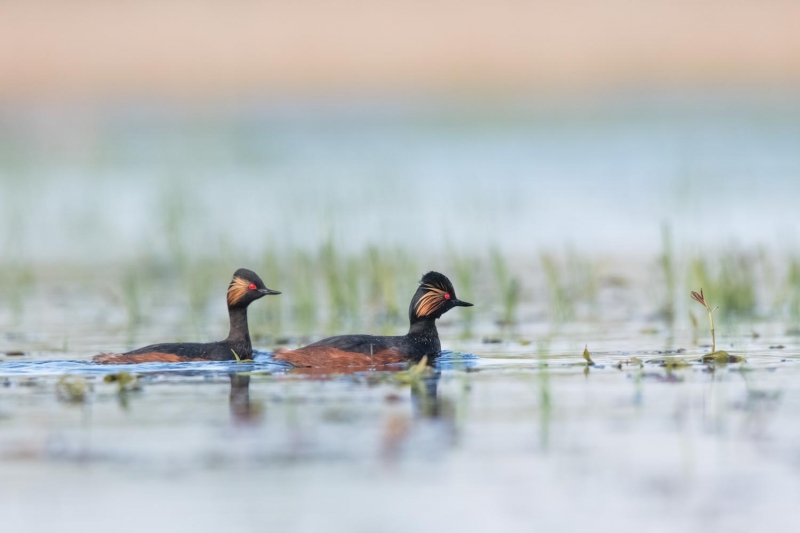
[664,357,690,370]
[104,371,140,391]
[702,350,745,364]
[645,357,689,368]
[56,376,87,404]
[617,356,644,369]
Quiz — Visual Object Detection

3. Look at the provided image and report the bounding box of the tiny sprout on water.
[691,288,718,353]
[583,345,595,366]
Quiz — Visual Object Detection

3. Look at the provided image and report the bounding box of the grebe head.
[409,271,472,322]
[227,268,281,308]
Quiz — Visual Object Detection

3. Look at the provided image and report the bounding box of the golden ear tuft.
[415,284,448,317]
[227,276,251,306]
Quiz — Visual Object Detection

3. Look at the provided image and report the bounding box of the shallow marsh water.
[2,323,800,532]
[2,95,800,531]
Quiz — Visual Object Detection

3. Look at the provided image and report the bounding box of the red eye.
[444,293,451,300]
[249,284,257,290]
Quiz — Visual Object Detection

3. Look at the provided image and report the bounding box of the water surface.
[2,327,799,532]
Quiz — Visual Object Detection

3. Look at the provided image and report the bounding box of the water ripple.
[0,350,478,377]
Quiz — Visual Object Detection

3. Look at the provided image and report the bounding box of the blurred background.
[1,0,800,344]
[4,3,800,533]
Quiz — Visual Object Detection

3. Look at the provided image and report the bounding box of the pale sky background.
[0,1,799,101]
[1,1,799,262]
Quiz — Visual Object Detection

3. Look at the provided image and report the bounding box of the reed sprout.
[691,288,718,353]
[582,345,595,366]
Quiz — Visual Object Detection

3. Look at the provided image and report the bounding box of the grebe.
[94,268,279,364]
[275,271,471,368]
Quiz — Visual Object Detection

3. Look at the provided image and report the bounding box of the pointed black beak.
[259,288,281,296]
[452,298,473,307]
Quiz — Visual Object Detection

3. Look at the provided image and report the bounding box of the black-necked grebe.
[275,271,471,368]
[94,268,280,364]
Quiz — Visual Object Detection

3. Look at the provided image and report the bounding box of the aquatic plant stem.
[691,289,718,353]
[708,306,717,353]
